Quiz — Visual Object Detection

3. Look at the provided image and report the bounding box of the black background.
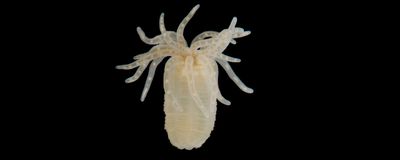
[6,0,359,159]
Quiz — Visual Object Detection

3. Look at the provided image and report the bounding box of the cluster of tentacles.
[116,4,253,103]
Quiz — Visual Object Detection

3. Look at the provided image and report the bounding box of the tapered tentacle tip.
[125,77,137,83]
[245,88,254,94]
[116,64,137,70]
[116,65,126,70]
[140,93,145,102]
[244,31,251,36]
[229,17,238,29]
[190,4,200,14]
[136,27,142,32]
[218,96,231,106]
[124,79,131,83]
[140,88,149,102]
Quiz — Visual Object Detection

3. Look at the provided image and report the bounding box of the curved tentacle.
[124,61,149,83]
[198,30,232,56]
[136,27,163,45]
[216,59,253,93]
[232,28,251,38]
[217,89,231,105]
[140,57,166,101]
[229,17,237,29]
[190,38,213,51]
[159,13,166,33]
[200,55,231,106]
[191,31,236,50]
[191,31,218,44]
[116,61,141,70]
[177,4,200,48]
[217,54,241,63]
[198,17,251,56]
[134,45,175,60]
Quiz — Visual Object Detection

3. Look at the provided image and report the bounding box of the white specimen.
[116,4,253,150]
